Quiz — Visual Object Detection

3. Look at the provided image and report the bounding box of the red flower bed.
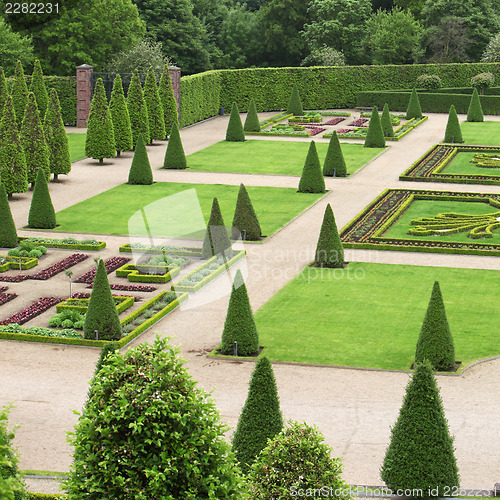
[324,117,345,126]
[0,274,29,282]
[107,283,156,292]
[305,126,326,136]
[30,254,89,280]
[75,257,131,285]
[348,118,368,127]
[337,128,351,134]
[0,296,63,325]
[0,293,17,306]
[0,287,8,293]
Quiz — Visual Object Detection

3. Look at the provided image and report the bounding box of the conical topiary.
[44,88,71,181]
[143,66,165,143]
[466,88,484,122]
[226,102,245,142]
[11,60,28,129]
[128,133,153,185]
[415,281,455,371]
[20,92,50,188]
[28,167,56,229]
[158,63,178,138]
[364,106,386,148]
[314,204,344,268]
[220,270,259,356]
[444,105,463,143]
[323,131,347,177]
[30,60,49,121]
[381,361,459,494]
[162,120,186,169]
[381,103,394,137]
[109,74,132,155]
[0,67,7,123]
[85,78,115,164]
[201,197,232,260]
[0,183,18,247]
[83,259,122,341]
[243,99,260,132]
[298,141,325,193]
[232,356,283,473]
[286,83,303,116]
[0,95,28,197]
[231,184,262,241]
[405,88,422,120]
[127,70,150,147]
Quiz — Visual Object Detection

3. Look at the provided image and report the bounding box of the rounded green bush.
[416,74,442,90]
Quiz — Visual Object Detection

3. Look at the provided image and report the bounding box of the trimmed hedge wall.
[29,494,67,499]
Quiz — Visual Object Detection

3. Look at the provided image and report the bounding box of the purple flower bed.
[106,283,156,292]
[305,126,326,136]
[0,296,63,325]
[324,117,345,126]
[0,287,8,293]
[0,293,17,306]
[337,128,351,134]
[0,274,29,282]
[75,257,131,285]
[30,254,89,280]
[348,118,368,127]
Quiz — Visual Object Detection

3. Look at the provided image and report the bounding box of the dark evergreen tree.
[381,103,394,137]
[0,95,28,197]
[83,259,122,341]
[444,105,464,143]
[286,83,303,116]
[226,102,245,142]
[158,63,178,138]
[85,78,115,164]
[201,197,232,260]
[29,60,48,121]
[415,281,455,371]
[127,70,150,147]
[143,67,165,143]
[231,184,262,241]
[323,131,347,177]
[27,167,56,229]
[0,183,18,248]
[109,74,132,155]
[128,133,153,185]
[11,60,28,129]
[364,106,386,148]
[405,88,423,120]
[44,89,71,181]
[0,67,8,123]
[232,356,283,472]
[466,88,484,122]
[20,92,50,188]
[381,361,459,494]
[314,204,344,268]
[162,120,186,169]
[298,141,325,193]
[243,98,260,132]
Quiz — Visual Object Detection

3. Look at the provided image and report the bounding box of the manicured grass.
[441,151,500,177]
[67,133,87,162]
[53,182,325,238]
[254,262,500,370]
[185,140,386,176]
[460,121,500,146]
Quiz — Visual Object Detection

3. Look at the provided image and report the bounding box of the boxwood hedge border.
[118,243,201,257]
[18,237,106,251]
[115,263,181,283]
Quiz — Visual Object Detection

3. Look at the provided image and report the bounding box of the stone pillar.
[76,64,93,127]
[169,66,181,124]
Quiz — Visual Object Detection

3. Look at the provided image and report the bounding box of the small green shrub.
[297,141,325,193]
[225,102,245,142]
[444,105,463,143]
[471,72,495,92]
[405,88,423,120]
[364,106,385,148]
[286,83,303,116]
[467,88,484,122]
[416,74,442,90]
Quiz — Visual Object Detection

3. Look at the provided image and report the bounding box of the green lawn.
[185,140,386,176]
[67,133,86,162]
[53,182,325,238]
[460,121,500,146]
[254,262,500,370]
[440,151,500,177]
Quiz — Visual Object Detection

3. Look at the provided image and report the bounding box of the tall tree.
[201,197,232,260]
[0,183,18,248]
[127,70,150,147]
[158,63,178,138]
[28,167,56,229]
[29,60,49,121]
[11,61,28,129]
[424,16,472,63]
[0,19,34,77]
[314,204,345,268]
[143,67,165,143]
[231,184,262,241]
[109,74,133,155]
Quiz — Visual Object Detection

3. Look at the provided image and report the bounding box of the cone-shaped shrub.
[243,99,260,132]
[0,95,28,196]
[44,89,71,180]
[201,197,232,260]
[381,361,459,494]
[0,183,18,247]
[11,60,28,129]
[158,63,178,138]
[286,83,303,116]
[0,67,8,122]
[83,259,122,341]
[466,88,484,122]
[162,120,186,169]
[128,133,153,185]
[231,184,262,241]
[226,102,245,142]
[323,131,347,177]
[127,70,150,147]
[405,88,422,120]
[232,356,283,472]
[314,204,344,268]
[415,281,455,371]
[30,60,48,121]
[28,167,56,229]
[381,103,394,137]
[220,270,259,356]
[444,105,463,143]
[364,106,386,148]
[20,92,50,187]
[85,78,115,164]
[143,67,165,143]
[298,141,325,193]
[109,74,132,155]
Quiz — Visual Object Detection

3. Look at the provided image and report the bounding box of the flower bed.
[0,292,16,306]
[56,295,135,314]
[320,111,351,117]
[347,118,369,127]
[19,236,106,251]
[74,256,131,284]
[119,243,201,257]
[0,296,63,325]
[30,253,89,280]
[259,112,293,128]
[107,283,156,292]
[323,117,345,126]
[115,263,181,284]
[360,111,402,125]
[0,256,38,272]
[306,126,326,136]
[0,323,81,339]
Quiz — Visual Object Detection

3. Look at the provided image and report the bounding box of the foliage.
[143,67,165,143]
[286,83,303,116]
[381,361,459,494]
[0,183,18,248]
[364,106,386,148]
[109,74,132,154]
[243,99,260,132]
[298,141,325,193]
[127,70,150,147]
[314,204,345,268]
[226,102,245,141]
[247,421,350,500]
[29,60,48,121]
[162,121,186,169]
[444,105,464,143]
[65,336,246,498]
[11,61,28,129]
[201,197,232,259]
[380,103,394,137]
[323,131,347,176]
[416,74,442,90]
[28,168,56,229]
[405,88,423,119]
[232,356,282,472]
[0,68,6,123]
[92,341,119,377]
[231,183,262,240]
[158,64,178,137]
[481,32,500,62]
[471,72,495,90]
[301,46,346,67]
[467,88,484,122]
[128,133,153,185]
[0,19,33,77]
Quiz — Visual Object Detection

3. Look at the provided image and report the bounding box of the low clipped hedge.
[19,237,106,251]
[56,295,135,314]
[0,255,38,271]
[115,263,181,283]
[118,243,200,257]
[29,494,67,499]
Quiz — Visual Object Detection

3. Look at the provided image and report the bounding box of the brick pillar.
[169,66,181,124]
[76,64,93,127]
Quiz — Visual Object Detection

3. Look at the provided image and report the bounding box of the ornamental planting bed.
[0,297,63,325]
[74,256,130,284]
